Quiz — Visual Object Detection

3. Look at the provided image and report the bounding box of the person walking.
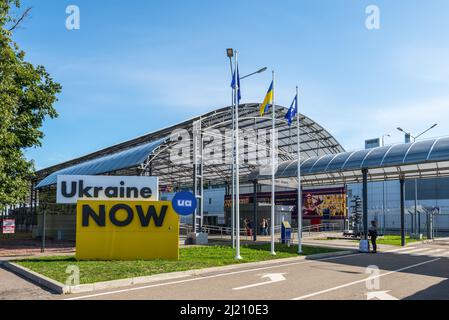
[368,220,378,253]
[261,218,268,236]
[247,220,253,237]
[243,218,249,236]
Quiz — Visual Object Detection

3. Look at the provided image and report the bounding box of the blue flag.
[230,65,241,102]
[284,94,298,126]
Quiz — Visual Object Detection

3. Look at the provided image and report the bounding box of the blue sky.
[13,0,449,169]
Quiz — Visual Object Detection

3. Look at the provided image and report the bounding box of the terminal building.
[3,103,449,240]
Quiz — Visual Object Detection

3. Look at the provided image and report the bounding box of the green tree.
[0,0,61,210]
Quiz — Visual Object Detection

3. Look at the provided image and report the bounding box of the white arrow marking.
[366,290,398,300]
[233,273,287,291]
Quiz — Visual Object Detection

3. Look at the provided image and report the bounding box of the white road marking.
[386,247,417,253]
[291,257,441,300]
[411,249,445,256]
[397,248,429,255]
[366,290,398,300]
[233,273,287,291]
[65,252,362,300]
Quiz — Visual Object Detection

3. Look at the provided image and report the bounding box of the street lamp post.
[240,67,267,80]
[227,49,267,259]
[226,49,235,248]
[234,50,241,260]
[397,124,438,143]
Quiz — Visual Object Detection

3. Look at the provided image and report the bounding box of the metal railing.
[180,222,343,241]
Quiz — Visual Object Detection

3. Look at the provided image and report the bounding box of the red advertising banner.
[2,219,15,234]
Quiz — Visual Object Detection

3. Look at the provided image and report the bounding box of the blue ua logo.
[177,200,192,207]
[172,192,197,216]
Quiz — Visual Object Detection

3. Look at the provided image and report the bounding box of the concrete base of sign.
[185,232,208,245]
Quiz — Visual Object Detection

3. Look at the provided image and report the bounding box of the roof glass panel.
[404,140,436,163]
[342,149,371,170]
[361,146,391,168]
[381,144,413,166]
[325,152,353,171]
[279,160,299,177]
[428,137,449,162]
[276,160,295,176]
[300,157,319,173]
[309,154,337,173]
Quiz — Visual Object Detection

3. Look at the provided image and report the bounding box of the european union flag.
[284,94,298,126]
[231,65,241,102]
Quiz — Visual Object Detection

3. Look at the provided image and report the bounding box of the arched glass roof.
[35,104,344,188]
[36,139,165,188]
[250,137,449,186]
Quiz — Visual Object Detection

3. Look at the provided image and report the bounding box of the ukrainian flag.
[259,81,273,116]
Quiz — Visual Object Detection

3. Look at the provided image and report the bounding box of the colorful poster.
[223,187,346,220]
[303,188,346,219]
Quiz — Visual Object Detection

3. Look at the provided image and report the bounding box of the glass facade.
[347,177,449,236]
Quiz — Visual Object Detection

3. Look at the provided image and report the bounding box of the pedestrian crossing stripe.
[387,246,417,253]
[389,247,449,257]
[397,248,429,254]
[437,250,449,257]
[411,249,445,256]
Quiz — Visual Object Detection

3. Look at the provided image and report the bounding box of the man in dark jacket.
[368,220,378,253]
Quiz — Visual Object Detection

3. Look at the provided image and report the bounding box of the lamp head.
[226,48,234,58]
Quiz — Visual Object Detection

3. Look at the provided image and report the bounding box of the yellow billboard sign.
[76,200,179,260]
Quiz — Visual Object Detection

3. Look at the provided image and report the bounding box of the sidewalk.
[207,234,404,252]
[0,236,75,261]
[301,238,397,251]
[0,266,55,299]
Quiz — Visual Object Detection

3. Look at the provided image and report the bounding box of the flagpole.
[231,72,235,249]
[234,51,242,260]
[296,86,302,254]
[271,70,276,256]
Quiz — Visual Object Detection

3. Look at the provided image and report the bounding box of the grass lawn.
[376,235,424,246]
[346,235,424,246]
[15,244,340,284]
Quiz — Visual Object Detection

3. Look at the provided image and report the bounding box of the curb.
[2,249,355,295]
[0,260,66,294]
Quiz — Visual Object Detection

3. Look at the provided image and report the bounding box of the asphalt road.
[64,242,449,300]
